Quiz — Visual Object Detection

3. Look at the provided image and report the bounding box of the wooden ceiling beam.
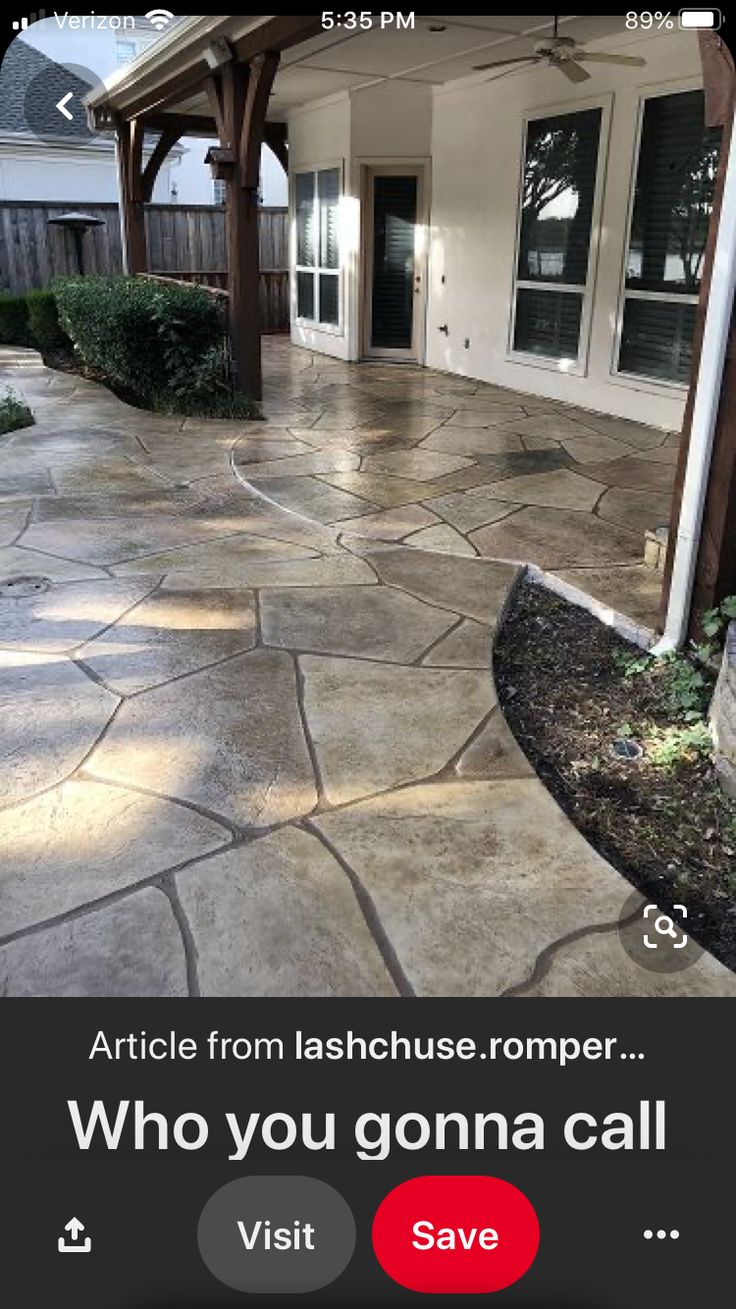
[95,16,322,126]
[144,112,219,137]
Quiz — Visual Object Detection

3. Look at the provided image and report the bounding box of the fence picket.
[0,202,290,332]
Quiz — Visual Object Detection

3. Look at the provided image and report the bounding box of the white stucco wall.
[426,29,703,427]
[261,146,289,208]
[287,28,706,428]
[288,81,432,360]
[288,92,354,359]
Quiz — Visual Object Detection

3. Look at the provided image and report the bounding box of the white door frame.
[360,162,429,364]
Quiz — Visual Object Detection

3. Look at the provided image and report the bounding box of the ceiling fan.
[473,15,647,84]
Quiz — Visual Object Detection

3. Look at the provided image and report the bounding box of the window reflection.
[626,90,721,294]
[518,109,602,287]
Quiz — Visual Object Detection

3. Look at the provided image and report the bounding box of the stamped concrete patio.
[237,339,681,630]
[1,340,733,997]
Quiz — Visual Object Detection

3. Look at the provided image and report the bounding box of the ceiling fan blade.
[577,51,647,66]
[556,58,591,83]
[472,56,540,71]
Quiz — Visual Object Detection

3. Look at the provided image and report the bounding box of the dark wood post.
[116,120,181,273]
[206,51,280,401]
[116,119,147,274]
[660,33,736,635]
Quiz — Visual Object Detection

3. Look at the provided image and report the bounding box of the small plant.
[612,642,716,723]
[699,596,736,656]
[0,385,34,435]
[646,721,712,768]
[613,649,652,678]
[657,651,712,722]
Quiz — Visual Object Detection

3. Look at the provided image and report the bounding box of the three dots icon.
[644,1229,679,1240]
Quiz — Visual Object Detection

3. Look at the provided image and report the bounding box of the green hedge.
[26,290,69,355]
[54,275,254,417]
[0,294,31,347]
[0,290,71,355]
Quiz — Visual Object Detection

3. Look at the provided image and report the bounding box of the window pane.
[296,172,315,267]
[619,298,696,385]
[518,108,602,285]
[513,287,583,360]
[319,273,339,326]
[626,90,722,295]
[318,168,340,270]
[297,271,315,320]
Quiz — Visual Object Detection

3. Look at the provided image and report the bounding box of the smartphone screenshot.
[1,8,734,1305]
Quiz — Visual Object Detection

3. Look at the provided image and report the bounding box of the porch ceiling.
[86,13,654,131]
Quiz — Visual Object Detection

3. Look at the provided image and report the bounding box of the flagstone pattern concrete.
[1,342,734,997]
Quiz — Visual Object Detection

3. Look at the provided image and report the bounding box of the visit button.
[372,1175,539,1294]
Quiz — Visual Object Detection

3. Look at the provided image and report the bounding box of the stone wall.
[711,622,736,797]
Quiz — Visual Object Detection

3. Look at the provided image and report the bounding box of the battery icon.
[679,9,721,27]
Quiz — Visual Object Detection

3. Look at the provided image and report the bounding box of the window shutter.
[627,90,722,295]
[618,89,722,385]
[318,168,340,271]
[296,172,316,268]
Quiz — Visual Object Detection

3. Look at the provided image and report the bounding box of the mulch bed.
[493,578,736,972]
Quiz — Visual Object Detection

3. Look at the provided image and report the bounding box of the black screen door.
[370,175,418,351]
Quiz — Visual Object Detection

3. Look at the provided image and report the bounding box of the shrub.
[0,290,71,356]
[26,289,70,355]
[0,294,31,347]
[0,384,34,435]
[54,275,256,417]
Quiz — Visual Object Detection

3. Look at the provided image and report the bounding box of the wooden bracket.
[141,127,181,203]
[240,51,280,189]
[204,74,229,146]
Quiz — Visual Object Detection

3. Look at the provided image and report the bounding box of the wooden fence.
[0,202,290,332]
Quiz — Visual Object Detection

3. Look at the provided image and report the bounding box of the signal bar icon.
[12,11,46,30]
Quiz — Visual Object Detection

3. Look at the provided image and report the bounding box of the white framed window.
[615,88,722,388]
[115,39,139,66]
[294,165,341,329]
[213,179,227,206]
[509,102,606,372]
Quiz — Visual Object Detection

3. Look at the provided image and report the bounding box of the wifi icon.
[145,8,174,31]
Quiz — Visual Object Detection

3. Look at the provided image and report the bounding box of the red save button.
[372,1175,539,1294]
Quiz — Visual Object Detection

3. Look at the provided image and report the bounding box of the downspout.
[652,107,736,655]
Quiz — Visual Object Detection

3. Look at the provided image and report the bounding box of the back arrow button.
[56,92,74,121]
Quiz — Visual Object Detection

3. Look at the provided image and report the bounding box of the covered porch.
[84,14,736,640]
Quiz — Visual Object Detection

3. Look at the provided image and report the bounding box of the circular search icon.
[617,889,704,974]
